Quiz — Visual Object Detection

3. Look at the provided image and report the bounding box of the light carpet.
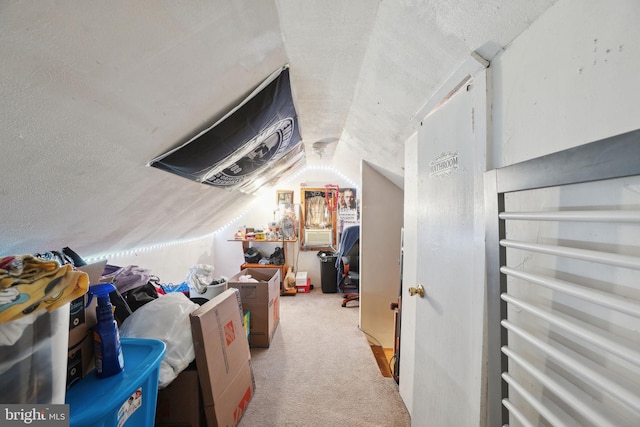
[238,288,411,427]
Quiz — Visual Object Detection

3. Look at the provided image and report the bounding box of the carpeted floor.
[238,288,411,427]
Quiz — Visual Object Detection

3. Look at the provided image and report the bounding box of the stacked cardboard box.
[227,268,280,348]
[155,363,205,427]
[66,260,106,389]
[156,288,254,427]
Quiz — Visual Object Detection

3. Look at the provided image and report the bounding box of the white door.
[409,69,487,425]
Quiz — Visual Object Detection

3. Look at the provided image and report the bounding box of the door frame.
[404,53,490,424]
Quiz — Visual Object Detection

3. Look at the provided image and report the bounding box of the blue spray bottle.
[87,283,125,378]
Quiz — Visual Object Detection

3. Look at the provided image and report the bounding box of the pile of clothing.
[0,254,88,323]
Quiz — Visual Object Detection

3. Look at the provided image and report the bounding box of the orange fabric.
[0,255,89,323]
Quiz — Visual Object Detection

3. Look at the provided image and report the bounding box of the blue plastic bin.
[66,338,166,427]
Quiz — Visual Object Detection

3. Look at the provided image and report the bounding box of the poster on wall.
[338,188,359,230]
[147,66,303,193]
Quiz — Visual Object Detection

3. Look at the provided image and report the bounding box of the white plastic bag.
[119,292,199,388]
[186,264,215,294]
[238,274,258,283]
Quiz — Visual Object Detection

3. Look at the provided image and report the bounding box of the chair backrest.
[345,240,359,258]
[339,225,360,256]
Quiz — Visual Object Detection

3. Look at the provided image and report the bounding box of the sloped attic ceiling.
[0,0,556,257]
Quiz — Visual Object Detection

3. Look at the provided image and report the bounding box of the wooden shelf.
[228,239,297,243]
[230,239,297,291]
[241,262,286,269]
[228,238,297,259]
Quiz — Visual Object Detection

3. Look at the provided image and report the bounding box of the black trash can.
[318,251,338,293]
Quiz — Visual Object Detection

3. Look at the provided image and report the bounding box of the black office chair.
[336,225,360,307]
[339,254,359,307]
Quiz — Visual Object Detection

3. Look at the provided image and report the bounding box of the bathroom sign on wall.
[429,152,459,178]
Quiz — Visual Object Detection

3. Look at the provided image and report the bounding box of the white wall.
[492,0,640,167]
[100,237,216,285]
[213,167,361,287]
[103,167,362,290]
[106,167,362,290]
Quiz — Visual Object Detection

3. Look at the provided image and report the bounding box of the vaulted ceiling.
[0,0,557,257]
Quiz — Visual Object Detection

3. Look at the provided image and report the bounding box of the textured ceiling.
[0,0,556,257]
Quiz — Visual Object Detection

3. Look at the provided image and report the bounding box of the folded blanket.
[0,255,89,323]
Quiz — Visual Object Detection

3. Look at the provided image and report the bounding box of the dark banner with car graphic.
[148,66,303,192]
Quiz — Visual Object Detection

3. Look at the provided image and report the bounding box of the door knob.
[408,284,425,298]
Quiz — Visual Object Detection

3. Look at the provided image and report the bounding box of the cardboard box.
[66,325,93,389]
[190,288,255,427]
[67,260,107,389]
[155,363,206,427]
[227,268,281,348]
[295,271,308,286]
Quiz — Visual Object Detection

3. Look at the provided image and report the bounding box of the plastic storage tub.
[66,338,166,427]
[188,279,227,300]
[0,303,70,404]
